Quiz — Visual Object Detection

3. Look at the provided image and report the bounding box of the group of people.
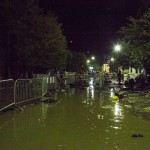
[117,69,150,91]
[117,70,135,89]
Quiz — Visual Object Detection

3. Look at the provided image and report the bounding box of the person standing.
[117,70,122,84]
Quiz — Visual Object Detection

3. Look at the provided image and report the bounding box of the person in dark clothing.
[121,73,124,82]
[117,70,122,84]
[128,78,135,90]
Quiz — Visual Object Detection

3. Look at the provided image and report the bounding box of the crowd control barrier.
[14,78,43,104]
[0,76,58,112]
[76,73,89,81]
[42,76,57,97]
[67,72,76,84]
[0,79,14,111]
[94,74,105,89]
[0,73,106,112]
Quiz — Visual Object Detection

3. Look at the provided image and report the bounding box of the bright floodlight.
[87,59,90,63]
[114,44,121,52]
[91,56,95,60]
[111,58,114,61]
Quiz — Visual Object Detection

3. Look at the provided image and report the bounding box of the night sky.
[39,0,149,57]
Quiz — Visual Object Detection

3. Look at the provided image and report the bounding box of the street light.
[86,59,90,63]
[86,56,96,73]
[114,44,121,52]
[91,56,95,60]
[113,44,122,73]
[111,57,114,62]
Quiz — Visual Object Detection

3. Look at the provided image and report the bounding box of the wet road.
[0,84,150,150]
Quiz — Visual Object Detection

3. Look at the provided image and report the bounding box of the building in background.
[103,64,110,73]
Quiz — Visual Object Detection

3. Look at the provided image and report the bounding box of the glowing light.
[86,78,95,106]
[111,58,114,61]
[114,44,121,52]
[110,88,114,97]
[87,59,90,63]
[114,102,123,118]
[89,66,93,70]
[89,79,94,86]
[114,102,120,116]
[91,56,95,60]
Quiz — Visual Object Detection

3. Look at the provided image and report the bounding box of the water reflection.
[114,102,123,117]
[87,78,94,100]
[0,87,150,150]
[41,103,49,123]
[81,78,95,106]
[87,86,94,99]
[110,88,114,97]
[109,102,124,125]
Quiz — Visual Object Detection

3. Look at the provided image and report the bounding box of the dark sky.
[39,0,149,57]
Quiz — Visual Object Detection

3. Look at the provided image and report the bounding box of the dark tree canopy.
[0,0,68,79]
[113,9,150,74]
[66,51,87,72]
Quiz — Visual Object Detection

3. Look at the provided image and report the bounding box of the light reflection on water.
[113,102,124,123]
[0,83,150,150]
[110,88,114,97]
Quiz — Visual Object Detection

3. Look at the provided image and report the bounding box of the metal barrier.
[0,76,58,111]
[42,77,48,97]
[47,76,57,90]
[0,79,14,111]
[94,75,105,89]
[42,76,57,96]
[14,78,43,104]
[67,72,76,84]
[76,73,89,81]
[0,73,106,112]
[0,72,94,111]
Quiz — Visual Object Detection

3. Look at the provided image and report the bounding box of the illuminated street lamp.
[113,44,122,73]
[87,59,90,63]
[111,57,114,62]
[114,44,121,52]
[91,56,95,60]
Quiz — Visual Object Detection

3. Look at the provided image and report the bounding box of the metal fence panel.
[14,78,42,104]
[42,77,48,97]
[47,76,57,91]
[67,73,76,84]
[0,79,14,111]
[76,73,89,81]
[94,75,105,89]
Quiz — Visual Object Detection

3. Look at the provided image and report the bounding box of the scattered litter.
[132,134,143,138]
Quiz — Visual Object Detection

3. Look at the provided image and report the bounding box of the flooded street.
[0,84,150,150]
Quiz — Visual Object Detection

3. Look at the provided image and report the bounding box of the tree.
[111,41,143,70]
[118,9,150,74]
[0,0,68,79]
[66,51,87,72]
[27,12,68,73]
